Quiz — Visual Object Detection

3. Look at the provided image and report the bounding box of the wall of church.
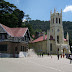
[64,41,68,44]
[29,40,47,54]
[50,40,57,54]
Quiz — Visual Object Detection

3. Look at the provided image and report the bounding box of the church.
[29,9,70,54]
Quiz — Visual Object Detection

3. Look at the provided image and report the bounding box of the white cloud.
[63,5,72,12]
[22,19,27,22]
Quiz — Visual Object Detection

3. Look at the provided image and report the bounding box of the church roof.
[32,35,47,43]
[31,35,67,43]
[0,24,28,37]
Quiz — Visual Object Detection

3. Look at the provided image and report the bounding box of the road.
[0,55,72,72]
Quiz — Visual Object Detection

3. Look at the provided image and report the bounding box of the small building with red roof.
[30,35,47,53]
[0,23,31,57]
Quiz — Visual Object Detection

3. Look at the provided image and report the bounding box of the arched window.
[59,18,60,24]
[57,35,59,43]
[51,18,52,24]
[50,43,52,51]
[53,18,54,24]
[56,18,58,23]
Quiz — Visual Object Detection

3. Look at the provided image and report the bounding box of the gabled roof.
[32,35,47,43]
[0,24,28,37]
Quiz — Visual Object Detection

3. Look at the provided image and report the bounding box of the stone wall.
[0,41,28,57]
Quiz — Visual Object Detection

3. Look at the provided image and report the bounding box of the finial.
[66,32,69,40]
[50,10,52,15]
[54,8,56,14]
[61,9,62,15]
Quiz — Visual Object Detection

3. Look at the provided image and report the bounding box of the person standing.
[57,54,59,60]
[42,52,43,57]
[61,54,62,58]
[70,54,72,64]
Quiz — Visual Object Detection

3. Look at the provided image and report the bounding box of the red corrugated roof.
[32,35,47,43]
[32,35,67,43]
[0,24,28,37]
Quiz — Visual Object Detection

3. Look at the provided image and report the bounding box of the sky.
[5,0,72,21]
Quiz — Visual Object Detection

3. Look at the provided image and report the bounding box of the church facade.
[30,9,70,55]
[47,9,70,54]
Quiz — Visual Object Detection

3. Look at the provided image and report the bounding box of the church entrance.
[63,48,66,54]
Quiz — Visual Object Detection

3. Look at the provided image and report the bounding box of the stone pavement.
[0,55,72,72]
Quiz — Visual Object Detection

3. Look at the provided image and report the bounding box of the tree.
[13,9,24,27]
[0,0,24,27]
[22,23,34,36]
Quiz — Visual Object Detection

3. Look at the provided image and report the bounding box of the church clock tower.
[49,9,64,54]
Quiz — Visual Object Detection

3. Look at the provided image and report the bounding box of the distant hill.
[23,20,72,45]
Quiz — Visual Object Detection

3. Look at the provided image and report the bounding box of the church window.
[52,29,53,32]
[56,18,58,23]
[57,29,60,32]
[59,18,60,24]
[53,18,54,24]
[50,43,52,51]
[57,36,59,43]
[51,18,52,24]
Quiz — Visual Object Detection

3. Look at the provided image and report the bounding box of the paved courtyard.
[0,55,72,72]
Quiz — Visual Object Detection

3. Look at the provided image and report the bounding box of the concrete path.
[0,55,72,72]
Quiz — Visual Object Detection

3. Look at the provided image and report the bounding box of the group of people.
[39,51,72,64]
[57,54,65,60]
[39,52,44,57]
[57,53,72,64]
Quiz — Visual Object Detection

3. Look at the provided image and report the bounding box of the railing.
[0,39,12,42]
[0,38,29,43]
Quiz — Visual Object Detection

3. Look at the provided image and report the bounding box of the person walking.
[57,48,59,60]
[42,52,43,57]
[61,54,62,58]
[57,54,59,60]
[70,54,72,64]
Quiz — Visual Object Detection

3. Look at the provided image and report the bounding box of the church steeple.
[66,32,69,43]
[50,9,64,44]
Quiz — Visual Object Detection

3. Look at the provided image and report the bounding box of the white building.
[47,9,70,54]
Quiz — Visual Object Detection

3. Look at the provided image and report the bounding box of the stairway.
[27,49,37,57]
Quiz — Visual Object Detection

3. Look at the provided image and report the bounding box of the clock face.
[57,29,60,32]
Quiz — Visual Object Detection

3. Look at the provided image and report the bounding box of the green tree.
[13,9,24,27]
[22,22,34,36]
[0,0,24,27]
